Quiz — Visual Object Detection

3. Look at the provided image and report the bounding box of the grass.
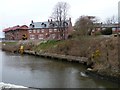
[2,41,18,45]
[2,41,19,52]
[32,36,97,56]
[33,40,63,52]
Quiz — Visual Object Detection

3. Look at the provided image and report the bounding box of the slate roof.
[30,22,50,29]
[29,20,70,29]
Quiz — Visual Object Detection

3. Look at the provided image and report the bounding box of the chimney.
[31,20,34,24]
[69,18,71,22]
[17,25,19,27]
[51,19,52,22]
[44,24,46,27]
[48,19,50,22]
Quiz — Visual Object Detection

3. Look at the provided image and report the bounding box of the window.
[33,29,36,33]
[29,30,32,33]
[30,35,35,40]
[49,29,53,33]
[54,29,57,32]
[51,34,56,39]
[41,29,44,33]
[37,29,40,33]
[38,34,44,39]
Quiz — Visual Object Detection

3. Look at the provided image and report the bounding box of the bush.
[101,28,112,35]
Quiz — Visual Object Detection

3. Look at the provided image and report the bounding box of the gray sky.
[0,0,119,38]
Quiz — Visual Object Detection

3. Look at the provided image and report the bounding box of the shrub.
[101,27,112,35]
[95,31,102,35]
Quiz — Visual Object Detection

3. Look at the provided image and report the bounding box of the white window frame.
[29,30,32,33]
[41,29,44,33]
[37,29,40,33]
[38,34,44,40]
[33,29,36,33]
[49,29,53,33]
[54,29,57,32]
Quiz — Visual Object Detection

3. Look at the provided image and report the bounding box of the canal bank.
[1,36,120,85]
[24,50,88,64]
[23,50,120,84]
[1,50,119,88]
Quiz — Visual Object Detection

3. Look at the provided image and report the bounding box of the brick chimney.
[48,19,50,22]
[69,18,71,22]
[31,20,34,24]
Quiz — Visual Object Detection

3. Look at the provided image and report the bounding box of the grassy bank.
[2,41,19,52]
[32,35,120,78]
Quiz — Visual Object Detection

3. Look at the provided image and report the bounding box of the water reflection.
[1,51,119,88]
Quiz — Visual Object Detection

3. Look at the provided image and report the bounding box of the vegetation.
[74,16,99,36]
[2,41,19,52]
[22,34,27,40]
[33,40,63,52]
[101,28,112,35]
[31,35,120,77]
[1,14,120,79]
[51,1,70,39]
[2,41,18,45]
[2,35,120,78]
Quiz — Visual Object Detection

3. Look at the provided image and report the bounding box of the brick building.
[28,18,73,40]
[3,25,28,40]
[3,18,73,40]
[91,23,120,35]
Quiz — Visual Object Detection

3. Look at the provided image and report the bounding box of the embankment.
[24,50,88,64]
[1,36,120,84]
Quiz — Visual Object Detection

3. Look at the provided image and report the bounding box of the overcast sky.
[0,0,119,38]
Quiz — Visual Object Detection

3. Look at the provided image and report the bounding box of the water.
[0,50,119,88]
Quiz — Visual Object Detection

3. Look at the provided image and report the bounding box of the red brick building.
[28,18,73,40]
[3,25,28,40]
[91,23,120,35]
[3,18,73,40]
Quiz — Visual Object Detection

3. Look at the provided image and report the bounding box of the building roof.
[29,19,71,29]
[3,25,28,32]
[30,22,50,29]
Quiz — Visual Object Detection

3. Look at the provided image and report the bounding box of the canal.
[0,50,119,88]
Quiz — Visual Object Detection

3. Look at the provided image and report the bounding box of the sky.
[0,0,119,38]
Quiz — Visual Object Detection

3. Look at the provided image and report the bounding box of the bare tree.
[52,2,70,21]
[51,2,70,39]
[74,16,99,36]
[105,15,118,24]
